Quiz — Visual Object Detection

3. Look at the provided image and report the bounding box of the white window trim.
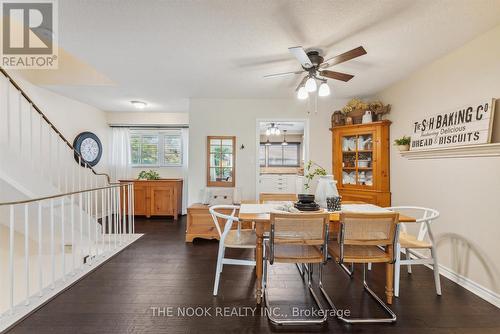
[130,129,183,167]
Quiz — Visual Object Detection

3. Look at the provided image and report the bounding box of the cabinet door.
[150,186,174,215]
[134,185,148,216]
[339,130,375,189]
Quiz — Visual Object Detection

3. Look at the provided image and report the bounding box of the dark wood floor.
[7,216,500,334]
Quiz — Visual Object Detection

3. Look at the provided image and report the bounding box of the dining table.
[238,201,416,305]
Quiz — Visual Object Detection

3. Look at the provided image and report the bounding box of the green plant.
[137,170,160,180]
[304,160,327,191]
[394,136,411,146]
[341,98,369,115]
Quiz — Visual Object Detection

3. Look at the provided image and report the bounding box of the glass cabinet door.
[207,136,236,187]
[341,133,374,187]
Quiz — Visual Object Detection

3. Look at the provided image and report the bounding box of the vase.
[396,144,410,151]
[315,175,339,209]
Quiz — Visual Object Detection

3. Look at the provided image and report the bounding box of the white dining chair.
[209,205,256,296]
[386,206,441,297]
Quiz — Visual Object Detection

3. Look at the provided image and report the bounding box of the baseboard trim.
[435,263,500,308]
[407,249,500,308]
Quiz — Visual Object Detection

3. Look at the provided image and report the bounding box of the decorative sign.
[410,99,496,150]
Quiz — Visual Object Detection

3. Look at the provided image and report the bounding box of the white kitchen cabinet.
[258,174,303,194]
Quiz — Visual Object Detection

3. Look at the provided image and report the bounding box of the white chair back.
[209,205,240,240]
[385,206,439,242]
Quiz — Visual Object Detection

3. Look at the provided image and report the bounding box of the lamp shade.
[305,77,317,92]
[318,82,330,97]
[297,86,308,100]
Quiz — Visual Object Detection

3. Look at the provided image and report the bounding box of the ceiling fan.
[264,46,367,99]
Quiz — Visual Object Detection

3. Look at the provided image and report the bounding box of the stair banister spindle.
[94,188,98,256]
[18,90,22,151]
[118,185,122,244]
[101,188,105,255]
[38,201,43,297]
[114,187,118,248]
[70,194,75,274]
[79,193,84,269]
[9,205,15,315]
[128,184,132,238]
[61,197,66,281]
[132,184,135,234]
[107,188,111,251]
[39,113,43,177]
[24,203,30,305]
[87,191,92,263]
[50,199,55,289]
[5,77,10,144]
[29,103,33,160]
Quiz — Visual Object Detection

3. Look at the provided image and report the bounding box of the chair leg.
[405,248,412,274]
[394,244,401,297]
[319,262,397,323]
[340,262,354,278]
[431,246,442,296]
[213,245,225,296]
[265,262,327,325]
[368,263,372,271]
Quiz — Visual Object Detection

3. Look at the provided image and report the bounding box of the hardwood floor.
[7,216,500,334]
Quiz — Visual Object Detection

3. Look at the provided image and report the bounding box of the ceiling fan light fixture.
[318,82,331,97]
[297,86,308,100]
[275,128,281,136]
[305,77,317,92]
[265,128,271,136]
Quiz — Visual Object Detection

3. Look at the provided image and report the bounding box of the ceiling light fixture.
[264,137,272,146]
[305,77,317,92]
[281,130,288,146]
[318,82,330,97]
[266,123,281,136]
[297,86,308,100]
[131,100,147,109]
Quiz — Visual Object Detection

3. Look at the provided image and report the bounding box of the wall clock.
[73,132,102,167]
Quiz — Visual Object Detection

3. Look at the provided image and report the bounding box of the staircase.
[0,68,140,331]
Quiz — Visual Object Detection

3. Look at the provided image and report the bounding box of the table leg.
[385,252,394,304]
[255,234,263,304]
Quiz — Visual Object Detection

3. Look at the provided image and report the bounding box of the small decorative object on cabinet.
[331,120,391,206]
[120,179,183,220]
[207,136,236,187]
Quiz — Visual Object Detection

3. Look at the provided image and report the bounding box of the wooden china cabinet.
[331,120,391,207]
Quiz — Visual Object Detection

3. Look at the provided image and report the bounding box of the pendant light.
[305,77,317,92]
[297,86,308,100]
[264,137,272,146]
[318,82,330,97]
[281,130,288,146]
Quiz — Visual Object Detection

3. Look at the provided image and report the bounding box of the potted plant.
[394,136,411,151]
[138,170,160,180]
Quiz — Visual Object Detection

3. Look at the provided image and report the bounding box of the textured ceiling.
[27,0,500,112]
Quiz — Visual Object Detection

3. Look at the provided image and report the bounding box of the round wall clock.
[73,132,102,167]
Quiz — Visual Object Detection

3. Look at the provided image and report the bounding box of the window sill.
[399,143,500,159]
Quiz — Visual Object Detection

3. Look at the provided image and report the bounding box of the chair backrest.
[208,205,239,239]
[270,212,330,246]
[339,212,400,247]
[385,206,439,241]
[259,193,297,204]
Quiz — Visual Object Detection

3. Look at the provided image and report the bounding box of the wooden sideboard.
[186,203,252,242]
[120,179,183,220]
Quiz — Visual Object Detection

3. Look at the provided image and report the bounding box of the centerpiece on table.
[300,161,339,210]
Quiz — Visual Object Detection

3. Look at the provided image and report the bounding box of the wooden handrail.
[0,67,111,183]
[0,182,133,206]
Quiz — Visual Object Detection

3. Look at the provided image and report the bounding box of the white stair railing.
[0,182,135,328]
[0,67,109,195]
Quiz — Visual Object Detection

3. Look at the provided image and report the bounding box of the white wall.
[9,71,110,174]
[378,24,500,296]
[188,98,346,204]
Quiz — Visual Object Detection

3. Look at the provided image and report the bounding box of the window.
[130,130,183,166]
[259,142,300,167]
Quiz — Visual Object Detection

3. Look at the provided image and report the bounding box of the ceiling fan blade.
[319,70,354,82]
[288,46,313,69]
[321,46,367,68]
[295,75,308,91]
[263,70,303,78]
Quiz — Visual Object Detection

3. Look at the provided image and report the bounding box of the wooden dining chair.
[209,205,256,296]
[259,192,298,203]
[263,211,330,325]
[319,211,400,323]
